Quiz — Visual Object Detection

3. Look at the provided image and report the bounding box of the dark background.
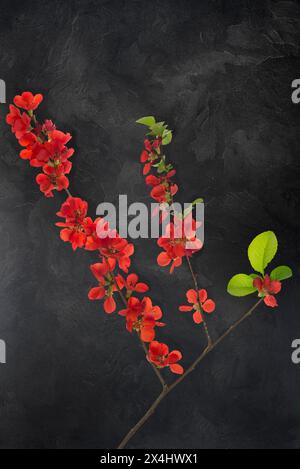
[0,0,299,449]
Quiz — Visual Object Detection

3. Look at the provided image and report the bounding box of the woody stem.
[111,272,167,389]
[117,298,263,449]
[185,254,212,347]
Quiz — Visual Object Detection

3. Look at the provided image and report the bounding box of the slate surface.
[0,0,299,449]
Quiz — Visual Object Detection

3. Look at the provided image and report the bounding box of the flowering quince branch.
[6,92,172,389]
[137,116,216,346]
[7,97,293,450]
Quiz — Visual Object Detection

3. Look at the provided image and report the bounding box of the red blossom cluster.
[139,127,216,334]
[6,91,74,197]
[253,275,281,308]
[140,138,178,204]
[140,138,203,274]
[7,92,184,376]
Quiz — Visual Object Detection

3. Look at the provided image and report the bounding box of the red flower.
[36,164,70,198]
[57,197,88,224]
[116,273,149,294]
[6,105,31,139]
[119,296,164,342]
[179,289,216,324]
[147,341,184,375]
[253,275,282,308]
[157,217,202,273]
[30,129,74,168]
[145,170,178,204]
[13,91,43,111]
[56,197,90,249]
[85,218,134,272]
[88,259,117,314]
[140,138,161,175]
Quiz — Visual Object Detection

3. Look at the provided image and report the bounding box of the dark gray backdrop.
[0,0,299,449]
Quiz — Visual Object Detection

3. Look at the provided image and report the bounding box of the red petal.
[143,163,151,175]
[264,295,278,308]
[135,282,149,293]
[202,299,215,314]
[157,252,171,267]
[88,287,105,300]
[90,263,108,281]
[104,296,116,314]
[179,305,193,312]
[60,229,71,242]
[269,280,282,295]
[186,289,198,304]
[253,277,263,291]
[199,289,208,303]
[140,326,155,343]
[193,311,203,324]
[168,350,182,363]
[170,364,184,375]
[140,150,149,163]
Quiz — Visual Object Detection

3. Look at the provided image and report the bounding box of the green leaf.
[136,116,156,127]
[182,198,204,219]
[270,265,293,281]
[192,198,204,205]
[149,122,166,137]
[227,274,257,297]
[248,231,278,275]
[162,129,172,145]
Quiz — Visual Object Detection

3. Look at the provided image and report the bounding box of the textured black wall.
[0,0,299,449]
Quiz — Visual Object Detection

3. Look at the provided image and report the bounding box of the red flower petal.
[202,299,215,314]
[170,364,184,375]
[186,289,198,304]
[179,305,193,312]
[199,289,207,303]
[157,252,171,267]
[140,326,155,343]
[264,295,278,308]
[135,282,149,293]
[88,287,105,300]
[168,350,182,363]
[193,311,203,324]
[143,163,151,175]
[104,296,116,314]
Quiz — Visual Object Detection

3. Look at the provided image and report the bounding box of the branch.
[117,297,263,449]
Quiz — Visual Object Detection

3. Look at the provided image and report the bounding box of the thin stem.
[185,255,212,347]
[65,188,72,198]
[117,298,263,449]
[111,271,167,389]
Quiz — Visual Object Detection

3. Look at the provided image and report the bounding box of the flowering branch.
[6,95,293,450]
